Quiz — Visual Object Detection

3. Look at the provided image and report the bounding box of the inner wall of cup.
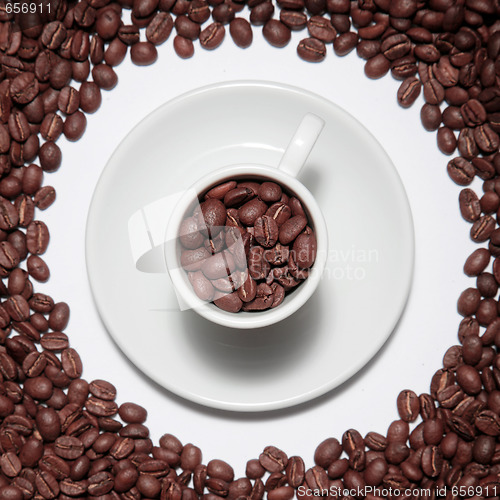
[177,172,319,314]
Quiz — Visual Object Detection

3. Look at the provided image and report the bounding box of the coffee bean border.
[0,0,499,499]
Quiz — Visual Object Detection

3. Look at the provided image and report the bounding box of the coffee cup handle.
[129,113,324,274]
[277,113,325,178]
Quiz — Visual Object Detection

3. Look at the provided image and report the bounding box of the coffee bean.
[61,348,82,379]
[205,459,234,483]
[10,73,39,106]
[263,20,291,47]
[63,111,86,141]
[35,470,60,498]
[397,390,420,422]
[131,42,158,65]
[246,459,266,480]
[397,76,421,108]
[297,37,327,62]
[473,158,495,181]
[54,435,84,460]
[95,8,120,39]
[47,302,70,332]
[79,82,101,113]
[238,274,257,302]
[307,15,336,42]
[391,55,417,80]
[462,99,487,126]
[474,124,500,154]
[26,220,49,255]
[458,128,479,160]
[365,53,390,79]
[104,38,127,67]
[389,0,417,17]
[291,229,316,268]
[225,187,254,207]
[174,16,200,40]
[35,407,61,442]
[364,431,387,451]
[448,157,475,186]
[464,248,490,276]
[89,379,116,401]
[118,402,147,424]
[471,215,496,242]
[200,251,234,280]
[71,31,90,62]
[40,113,63,142]
[40,331,68,351]
[49,59,72,90]
[421,104,442,131]
[421,445,443,477]
[39,141,62,172]
[357,40,381,61]
[260,446,288,473]
[92,64,118,90]
[32,186,55,211]
[212,3,235,23]
[179,217,204,250]
[59,478,87,496]
[206,181,236,201]
[254,216,279,247]
[86,396,118,417]
[145,12,173,45]
[313,438,341,469]
[236,198,266,227]
[200,22,225,49]
[250,1,274,25]
[229,18,253,48]
[333,32,357,56]
[8,109,30,143]
[242,282,274,311]
[442,106,464,131]
[173,35,194,58]
[5,295,29,322]
[109,436,134,459]
[264,203,291,228]
[475,410,500,436]
[278,10,305,31]
[256,182,280,203]
[437,126,457,155]
[381,34,411,61]
[458,287,481,316]
[414,44,440,64]
[423,79,445,105]
[457,365,482,395]
[279,216,307,245]
[181,247,210,272]
[114,467,139,492]
[87,471,114,496]
[180,443,202,471]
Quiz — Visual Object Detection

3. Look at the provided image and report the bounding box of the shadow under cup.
[165,167,328,330]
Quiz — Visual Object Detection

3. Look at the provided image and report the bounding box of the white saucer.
[86,81,414,412]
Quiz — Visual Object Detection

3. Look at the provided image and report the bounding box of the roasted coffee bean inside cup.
[178,178,317,313]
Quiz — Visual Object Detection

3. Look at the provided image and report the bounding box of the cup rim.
[164,163,328,329]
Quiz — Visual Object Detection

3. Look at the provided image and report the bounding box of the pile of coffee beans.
[0,0,498,497]
[179,179,317,313]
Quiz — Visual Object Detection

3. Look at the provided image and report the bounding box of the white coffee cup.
[164,113,328,329]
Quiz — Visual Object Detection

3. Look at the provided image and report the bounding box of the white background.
[36,14,484,477]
